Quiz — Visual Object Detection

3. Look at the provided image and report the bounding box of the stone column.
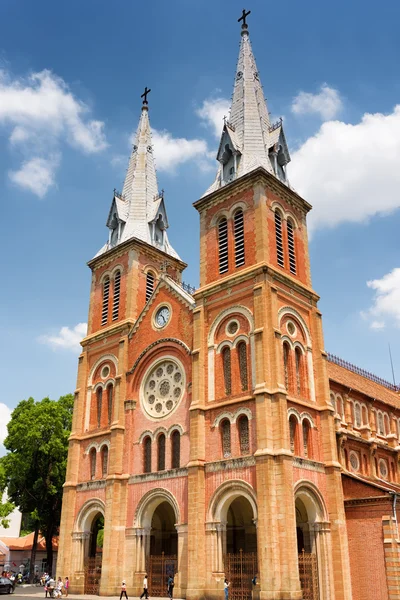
[70,532,90,594]
[175,524,188,599]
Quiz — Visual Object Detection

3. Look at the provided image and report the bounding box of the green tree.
[1,394,74,577]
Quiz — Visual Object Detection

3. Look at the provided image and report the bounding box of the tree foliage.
[1,394,74,574]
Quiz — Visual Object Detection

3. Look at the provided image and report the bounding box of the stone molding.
[128,338,191,374]
[129,467,188,484]
[205,456,256,473]
[293,457,325,473]
[77,479,106,491]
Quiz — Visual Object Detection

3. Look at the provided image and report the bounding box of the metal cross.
[141,86,151,105]
[238,9,251,26]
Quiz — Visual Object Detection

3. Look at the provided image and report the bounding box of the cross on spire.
[238,9,251,27]
[141,86,151,105]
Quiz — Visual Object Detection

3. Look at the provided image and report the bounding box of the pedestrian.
[139,574,148,600]
[120,580,128,600]
[224,578,230,600]
[64,578,69,597]
[167,575,174,599]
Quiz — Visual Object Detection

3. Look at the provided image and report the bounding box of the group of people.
[43,574,69,598]
[120,574,175,600]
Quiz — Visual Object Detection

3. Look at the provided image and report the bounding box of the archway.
[150,501,178,556]
[84,512,104,595]
[226,496,257,554]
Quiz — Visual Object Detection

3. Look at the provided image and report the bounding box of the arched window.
[101,446,108,478]
[222,347,232,395]
[378,412,385,436]
[171,430,180,469]
[221,419,231,458]
[354,404,362,428]
[287,219,296,275]
[237,341,248,391]
[302,420,311,458]
[233,209,245,267]
[101,277,110,326]
[143,437,152,473]
[96,388,103,428]
[330,393,336,413]
[238,415,250,455]
[90,448,96,480]
[107,384,113,426]
[384,414,390,437]
[112,270,121,321]
[145,271,155,302]
[362,405,368,425]
[295,347,302,396]
[218,218,229,274]
[274,210,284,268]
[283,342,290,391]
[157,434,166,471]
[289,415,299,454]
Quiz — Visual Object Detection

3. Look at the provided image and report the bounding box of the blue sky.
[1,0,400,436]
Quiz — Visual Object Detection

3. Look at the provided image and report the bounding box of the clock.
[155,306,171,328]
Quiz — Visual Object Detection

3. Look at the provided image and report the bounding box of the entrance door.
[84,513,104,595]
[147,502,178,597]
[298,551,319,600]
[224,550,257,600]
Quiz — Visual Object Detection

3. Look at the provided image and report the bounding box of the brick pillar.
[382,515,400,600]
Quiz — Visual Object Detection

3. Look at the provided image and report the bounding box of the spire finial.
[141,86,151,106]
[238,8,251,33]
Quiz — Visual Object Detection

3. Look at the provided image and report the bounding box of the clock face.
[155,306,170,328]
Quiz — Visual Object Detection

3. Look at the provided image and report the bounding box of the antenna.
[389,343,396,387]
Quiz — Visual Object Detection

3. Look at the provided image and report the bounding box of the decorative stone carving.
[141,358,185,419]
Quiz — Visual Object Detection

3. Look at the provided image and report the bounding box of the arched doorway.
[226,496,257,554]
[85,512,104,594]
[150,501,178,556]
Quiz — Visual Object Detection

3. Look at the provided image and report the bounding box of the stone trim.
[128,338,191,374]
[129,467,188,483]
[77,479,106,491]
[293,457,325,473]
[124,400,136,411]
[344,495,389,507]
[205,456,256,473]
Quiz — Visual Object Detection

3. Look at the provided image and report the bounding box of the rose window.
[142,359,185,418]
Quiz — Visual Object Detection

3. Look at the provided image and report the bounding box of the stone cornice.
[205,456,256,473]
[344,495,390,507]
[129,467,188,484]
[293,457,326,473]
[81,320,132,346]
[127,337,191,374]
[77,480,106,491]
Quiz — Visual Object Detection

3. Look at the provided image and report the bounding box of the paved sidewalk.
[13,589,180,600]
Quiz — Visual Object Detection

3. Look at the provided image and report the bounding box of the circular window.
[286,321,297,337]
[379,459,388,479]
[141,358,185,419]
[349,451,360,473]
[101,366,110,379]
[226,320,239,336]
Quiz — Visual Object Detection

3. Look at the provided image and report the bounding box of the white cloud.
[9,155,59,198]
[0,68,106,196]
[291,84,342,120]
[196,97,230,138]
[289,105,400,232]
[39,322,87,352]
[0,404,11,446]
[152,129,210,173]
[361,268,400,330]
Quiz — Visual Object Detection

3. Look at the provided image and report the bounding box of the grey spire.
[204,13,290,196]
[95,97,180,260]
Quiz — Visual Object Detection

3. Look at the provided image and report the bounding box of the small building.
[0,532,58,575]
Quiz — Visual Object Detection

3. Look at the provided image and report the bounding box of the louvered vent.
[146,272,155,302]
[101,278,110,326]
[218,218,229,274]
[287,220,296,274]
[112,271,121,321]
[274,211,284,267]
[234,210,245,267]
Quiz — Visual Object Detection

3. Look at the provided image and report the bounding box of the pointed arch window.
[90,448,96,480]
[171,430,180,469]
[287,219,296,275]
[96,388,103,428]
[378,412,385,436]
[107,384,113,426]
[302,419,311,458]
[218,218,229,274]
[295,347,302,396]
[274,210,284,268]
[221,419,231,458]
[101,446,108,478]
[289,415,298,454]
[283,342,290,391]
[233,209,245,267]
[112,270,121,321]
[101,277,110,326]
[354,404,362,428]
[145,271,155,302]
[237,341,248,391]
[157,434,166,471]
[143,437,152,473]
[238,415,250,455]
[222,346,232,395]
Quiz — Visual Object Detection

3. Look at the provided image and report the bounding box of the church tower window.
[157,433,166,471]
[218,218,229,274]
[222,346,232,395]
[238,341,248,391]
[238,415,250,454]
[90,448,96,480]
[295,348,302,396]
[289,415,298,454]
[101,446,108,478]
[101,277,110,326]
[283,342,290,391]
[171,430,180,469]
[146,271,155,302]
[112,270,121,321]
[302,420,311,458]
[96,388,103,428]
[221,419,231,458]
[143,437,152,473]
[287,219,296,275]
[274,210,284,268]
[107,384,113,426]
[233,209,245,267]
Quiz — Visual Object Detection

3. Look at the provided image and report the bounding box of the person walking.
[139,574,148,600]
[120,580,128,600]
[167,575,174,599]
[64,578,69,597]
[224,578,230,600]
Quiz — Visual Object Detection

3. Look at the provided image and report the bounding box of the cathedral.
[57,11,400,600]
